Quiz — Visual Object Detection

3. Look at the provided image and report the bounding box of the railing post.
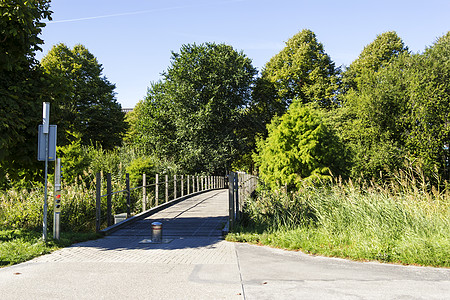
[181,175,184,197]
[174,174,177,200]
[155,173,159,206]
[107,173,112,227]
[165,175,169,203]
[235,173,239,222]
[187,175,190,195]
[142,173,147,212]
[228,172,235,228]
[96,172,101,233]
[126,173,131,218]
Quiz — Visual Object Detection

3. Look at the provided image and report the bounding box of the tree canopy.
[0,0,52,186]
[258,29,338,111]
[41,43,127,149]
[129,42,257,174]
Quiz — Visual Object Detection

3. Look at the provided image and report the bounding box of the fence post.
[107,173,112,227]
[197,175,199,192]
[181,175,184,197]
[126,173,131,218]
[228,172,235,228]
[142,173,147,212]
[174,174,177,200]
[165,175,169,203]
[155,173,159,206]
[96,173,101,233]
[187,175,190,195]
[234,173,239,222]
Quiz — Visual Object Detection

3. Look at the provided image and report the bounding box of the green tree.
[41,43,127,149]
[0,0,52,187]
[404,32,450,179]
[131,43,257,174]
[246,30,338,172]
[258,29,338,112]
[255,100,347,190]
[342,31,408,91]
[0,0,51,71]
[336,32,409,179]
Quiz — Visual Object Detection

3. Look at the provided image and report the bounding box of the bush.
[126,156,155,187]
[254,101,347,190]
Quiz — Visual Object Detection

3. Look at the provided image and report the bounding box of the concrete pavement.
[0,189,449,299]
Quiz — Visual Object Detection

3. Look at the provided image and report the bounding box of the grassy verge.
[0,229,101,267]
[226,178,450,268]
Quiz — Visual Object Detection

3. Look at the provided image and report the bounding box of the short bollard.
[151,222,162,243]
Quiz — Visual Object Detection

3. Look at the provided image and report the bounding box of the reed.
[228,171,450,267]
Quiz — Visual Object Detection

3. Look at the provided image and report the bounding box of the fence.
[228,171,258,229]
[95,173,226,232]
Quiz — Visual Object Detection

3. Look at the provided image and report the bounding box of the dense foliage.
[255,101,346,189]
[41,43,127,149]
[0,0,52,187]
[1,1,127,188]
[253,30,450,189]
[129,43,257,174]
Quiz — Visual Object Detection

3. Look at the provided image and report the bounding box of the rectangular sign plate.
[37,125,57,161]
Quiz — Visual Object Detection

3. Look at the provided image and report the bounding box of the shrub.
[254,101,347,190]
[126,156,155,187]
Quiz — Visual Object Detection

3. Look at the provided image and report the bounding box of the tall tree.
[246,30,338,172]
[0,0,52,186]
[41,43,127,149]
[131,43,257,174]
[257,29,338,112]
[336,32,409,179]
[404,32,450,179]
[342,31,408,92]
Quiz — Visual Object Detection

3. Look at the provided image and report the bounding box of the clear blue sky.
[35,0,450,109]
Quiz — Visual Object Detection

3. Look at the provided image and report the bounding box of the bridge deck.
[111,189,228,238]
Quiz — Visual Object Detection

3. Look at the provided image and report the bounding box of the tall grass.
[0,176,149,233]
[228,170,450,267]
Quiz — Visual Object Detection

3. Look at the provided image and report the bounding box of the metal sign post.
[38,102,57,242]
[42,102,50,241]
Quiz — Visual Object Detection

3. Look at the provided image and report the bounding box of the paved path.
[0,189,449,299]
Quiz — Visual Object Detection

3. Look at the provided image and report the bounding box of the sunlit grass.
[227,173,450,267]
[0,229,101,267]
